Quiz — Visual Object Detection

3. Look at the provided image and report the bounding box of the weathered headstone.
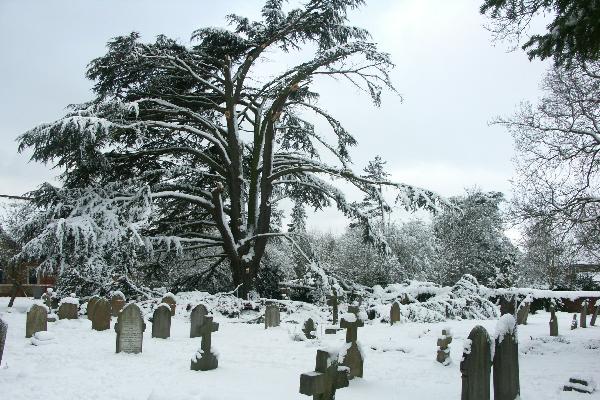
[91,298,111,331]
[591,303,599,326]
[580,299,588,328]
[152,304,172,339]
[460,325,492,400]
[264,303,280,329]
[0,317,7,366]
[299,349,349,400]
[493,315,520,400]
[87,296,101,320]
[571,314,578,330]
[436,328,453,365]
[516,297,530,325]
[190,315,219,371]
[114,303,146,354]
[303,318,316,339]
[190,304,208,338]
[549,304,559,336]
[340,313,364,379]
[26,304,48,338]
[390,302,401,325]
[110,291,126,317]
[326,289,339,325]
[58,296,79,320]
[161,292,176,316]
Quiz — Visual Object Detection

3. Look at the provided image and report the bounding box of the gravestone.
[111,292,126,317]
[303,318,316,339]
[390,302,401,325]
[91,298,111,331]
[87,296,101,320]
[493,315,520,400]
[161,293,177,316]
[114,303,146,354]
[591,303,599,326]
[41,289,53,310]
[571,314,578,330]
[32,286,43,299]
[0,317,7,366]
[499,295,516,316]
[326,289,339,325]
[516,298,530,325]
[580,300,588,328]
[564,377,596,394]
[436,329,453,365]
[58,296,79,320]
[190,315,219,371]
[340,313,364,379]
[460,325,492,400]
[299,349,349,400]
[190,304,209,338]
[26,304,48,338]
[152,304,172,339]
[264,303,280,329]
[347,305,360,318]
[549,305,559,336]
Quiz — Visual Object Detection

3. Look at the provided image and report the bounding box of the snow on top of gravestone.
[33,331,55,341]
[27,303,49,313]
[111,291,125,300]
[495,314,517,344]
[60,296,79,305]
[320,345,341,366]
[157,303,172,311]
[162,292,176,301]
[339,341,366,361]
[461,338,472,362]
[341,313,356,323]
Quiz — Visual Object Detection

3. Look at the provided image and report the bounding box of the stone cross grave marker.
[92,298,111,331]
[390,301,401,325]
[190,315,219,371]
[110,292,126,317]
[580,300,588,328]
[0,317,7,366]
[591,302,599,326]
[460,325,492,400]
[152,304,172,339]
[516,298,530,325]
[161,293,176,316]
[571,314,578,330]
[26,304,48,338]
[549,304,559,336]
[299,349,349,400]
[303,318,316,339]
[264,303,280,329]
[58,296,79,320]
[190,304,208,338]
[87,296,101,320]
[340,312,364,379]
[493,315,520,400]
[436,328,453,365]
[326,289,339,325]
[115,303,146,354]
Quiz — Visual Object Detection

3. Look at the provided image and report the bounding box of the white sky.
[0,0,549,233]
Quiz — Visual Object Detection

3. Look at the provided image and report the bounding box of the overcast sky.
[0,0,549,232]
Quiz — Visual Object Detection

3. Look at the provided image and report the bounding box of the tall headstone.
[580,300,588,328]
[91,298,111,331]
[110,292,126,317]
[340,313,364,379]
[190,316,219,371]
[152,304,172,339]
[161,292,177,316]
[326,289,339,325]
[299,349,349,400]
[303,318,316,339]
[58,296,79,320]
[264,303,280,329]
[390,302,401,325]
[571,314,578,330]
[516,298,530,325]
[493,315,520,400]
[0,317,7,366]
[114,303,146,354]
[26,304,48,338]
[591,302,599,326]
[190,304,208,338]
[87,296,101,320]
[436,328,453,365]
[549,305,559,336]
[460,325,492,400]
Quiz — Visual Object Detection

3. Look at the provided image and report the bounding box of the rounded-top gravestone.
[460,325,492,400]
[152,304,172,339]
[110,291,126,317]
[161,293,176,316]
[91,298,111,331]
[190,304,208,338]
[264,303,280,329]
[58,295,79,320]
[114,303,146,354]
[493,315,520,400]
[390,302,401,325]
[26,304,48,338]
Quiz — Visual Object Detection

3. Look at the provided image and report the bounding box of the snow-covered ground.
[1,297,599,400]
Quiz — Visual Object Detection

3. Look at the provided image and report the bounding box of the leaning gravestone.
[516,297,530,325]
[91,298,111,331]
[264,303,280,329]
[461,325,492,400]
[58,295,79,320]
[493,315,520,400]
[152,304,172,339]
[87,296,101,320]
[340,312,364,379]
[300,349,349,400]
[110,292,126,317]
[571,314,578,330]
[390,301,401,325]
[591,302,599,326]
[0,317,7,366]
[26,304,48,338]
[580,300,588,328]
[161,293,176,316]
[303,318,316,339]
[190,304,208,338]
[115,303,146,354]
[190,315,219,371]
[549,304,559,336]
[436,328,453,365]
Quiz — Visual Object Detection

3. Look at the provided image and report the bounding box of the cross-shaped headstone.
[436,329,453,365]
[340,313,364,379]
[340,314,363,343]
[326,289,339,325]
[190,315,219,371]
[299,349,349,400]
